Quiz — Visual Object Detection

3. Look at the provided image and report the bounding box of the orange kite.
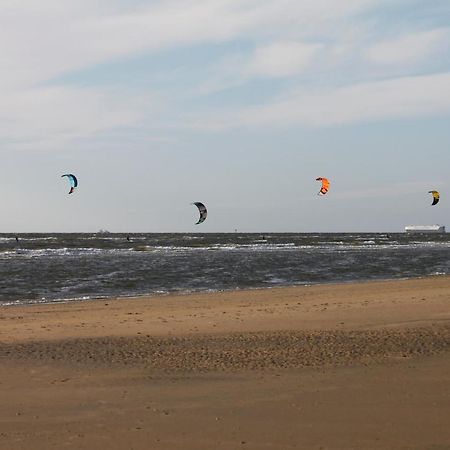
[316,177,330,195]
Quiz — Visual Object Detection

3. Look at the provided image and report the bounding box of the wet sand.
[1,277,450,449]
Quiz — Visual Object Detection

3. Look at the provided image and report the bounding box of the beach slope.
[1,277,449,449]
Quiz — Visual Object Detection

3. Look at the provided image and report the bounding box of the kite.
[429,190,440,206]
[316,177,330,196]
[61,174,78,194]
[192,202,207,224]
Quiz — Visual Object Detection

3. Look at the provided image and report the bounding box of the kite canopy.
[193,202,207,224]
[429,190,440,206]
[316,177,330,195]
[61,174,78,194]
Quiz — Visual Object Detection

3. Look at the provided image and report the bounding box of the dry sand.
[1,276,449,449]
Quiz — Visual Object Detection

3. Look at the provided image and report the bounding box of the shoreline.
[1,272,448,306]
[2,276,449,344]
[2,273,448,308]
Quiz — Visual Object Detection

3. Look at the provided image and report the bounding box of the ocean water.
[0,232,449,305]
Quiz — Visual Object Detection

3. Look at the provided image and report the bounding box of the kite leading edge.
[429,190,440,206]
[193,202,207,224]
[61,174,78,194]
[316,177,330,196]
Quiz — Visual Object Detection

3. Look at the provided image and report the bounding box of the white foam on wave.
[3,247,136,259]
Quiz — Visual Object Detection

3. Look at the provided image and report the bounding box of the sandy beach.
[1,276,449,449]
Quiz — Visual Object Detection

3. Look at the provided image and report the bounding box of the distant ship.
[404,225,446,233]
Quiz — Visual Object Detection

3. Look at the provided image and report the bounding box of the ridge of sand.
[2,325,449,371]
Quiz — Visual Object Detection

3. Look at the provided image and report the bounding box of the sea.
[1,232,449,305]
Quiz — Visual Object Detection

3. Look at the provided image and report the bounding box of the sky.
[1,0,449,232]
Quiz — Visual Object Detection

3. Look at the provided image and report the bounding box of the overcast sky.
[1,0,449,232]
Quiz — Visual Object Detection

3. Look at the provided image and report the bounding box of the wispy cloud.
[0,86,153,150]
[0,0,379,88]
[184,72,450,129]
[365,28,450,66]
[245,41,323,78]
[1,0,450,151]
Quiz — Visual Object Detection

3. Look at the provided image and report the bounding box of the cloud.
[0,0,379,89]
[0,0,383,149]
[185,72,450,129]
[365,28,450,66]
[1,0,449,150]
[245,41,323,78]
[0,86,150,150]
[191,40,324,96]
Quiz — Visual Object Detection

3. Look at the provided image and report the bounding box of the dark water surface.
[1,233,449,305]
